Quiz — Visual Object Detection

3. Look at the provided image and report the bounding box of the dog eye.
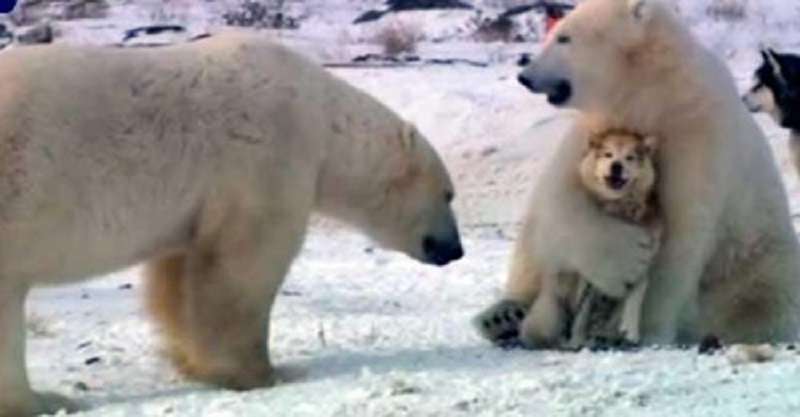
[604,152,613,158]
[556,34,571,44]
[626,155,636,162]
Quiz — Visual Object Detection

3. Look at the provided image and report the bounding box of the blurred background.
[2,0,799,233]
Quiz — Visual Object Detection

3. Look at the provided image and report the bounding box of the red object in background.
[544,5,567,35]
[545,15,560,34]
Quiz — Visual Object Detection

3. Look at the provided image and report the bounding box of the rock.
[0,23,13,49]
[727,344,776,365]
[62,0,108,20]
[84,356,102,366]
[698,334,723,355]
[16,21,53,45]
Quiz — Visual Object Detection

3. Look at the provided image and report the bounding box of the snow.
[15,0,800,416]
[27,232,800,417]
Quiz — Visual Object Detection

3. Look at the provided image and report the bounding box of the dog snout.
[610,161,623,177]
[422,235,464,266]
[741,94,760,112]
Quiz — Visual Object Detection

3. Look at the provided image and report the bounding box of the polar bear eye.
[556,34,571,44]
[445,191,454,203]
[626,155,636,162]
[604,152,613,158]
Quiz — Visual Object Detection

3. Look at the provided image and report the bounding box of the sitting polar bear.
[0,33,463,416]
[480,0,800,348]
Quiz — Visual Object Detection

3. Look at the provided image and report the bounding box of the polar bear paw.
[473,299,528,347]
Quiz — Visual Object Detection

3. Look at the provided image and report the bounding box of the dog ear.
[400,121,417,152]
[763,48,790,90]
[760,48,771,65]
[637,135,658,157]
[588,133,603,151]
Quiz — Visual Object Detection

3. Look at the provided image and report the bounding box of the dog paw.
[473,299,528,346]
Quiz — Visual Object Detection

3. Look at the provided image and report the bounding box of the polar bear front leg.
[640,138,723,344]
[520,289,568,349]
[519,269,572,349]
[640,232,714,344]
[176,206,309,390]
[0,285,81,417]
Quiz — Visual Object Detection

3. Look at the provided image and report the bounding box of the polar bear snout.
[422,231,463,266]
[517,68,572,106]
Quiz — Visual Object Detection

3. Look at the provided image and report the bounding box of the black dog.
[743,48,800,177]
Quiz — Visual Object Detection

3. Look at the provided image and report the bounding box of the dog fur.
[743,47,800,178]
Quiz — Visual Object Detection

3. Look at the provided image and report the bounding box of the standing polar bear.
[485,0,800,348]
[0,33,463,416]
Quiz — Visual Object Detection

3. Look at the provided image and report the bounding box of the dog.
[569,128,661,348]
[743,48,800,177]
[473,128,661,350]
[579,128,659,224]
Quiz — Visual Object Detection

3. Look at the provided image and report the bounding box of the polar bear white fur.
[504,0,800,347]
[0,33,463,416]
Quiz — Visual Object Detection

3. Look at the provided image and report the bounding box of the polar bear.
[480,0,800,348]
[0,33,462,416]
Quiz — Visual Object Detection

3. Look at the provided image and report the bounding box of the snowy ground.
[27,233,800,417]
[16,0,800,416]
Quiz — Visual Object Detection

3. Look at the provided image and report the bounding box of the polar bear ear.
[627,0,656,23]
[400,122,417,152]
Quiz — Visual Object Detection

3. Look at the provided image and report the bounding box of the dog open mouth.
[605,176,628,190]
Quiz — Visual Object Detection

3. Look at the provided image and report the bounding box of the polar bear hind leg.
[146,194,311,389]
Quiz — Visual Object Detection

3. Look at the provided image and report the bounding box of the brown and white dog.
[473,128,662,349]
[570,128,661,348]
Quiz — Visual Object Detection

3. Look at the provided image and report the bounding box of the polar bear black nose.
[422,235,464,266]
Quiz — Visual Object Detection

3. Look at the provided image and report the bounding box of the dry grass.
[375,20,421,56]
[473,15,515,42]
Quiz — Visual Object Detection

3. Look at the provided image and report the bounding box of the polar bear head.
[517,0,681,113]
[360,123,463,266]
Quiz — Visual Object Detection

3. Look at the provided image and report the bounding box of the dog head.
[580,129,657,201]
[743,48,800,129]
